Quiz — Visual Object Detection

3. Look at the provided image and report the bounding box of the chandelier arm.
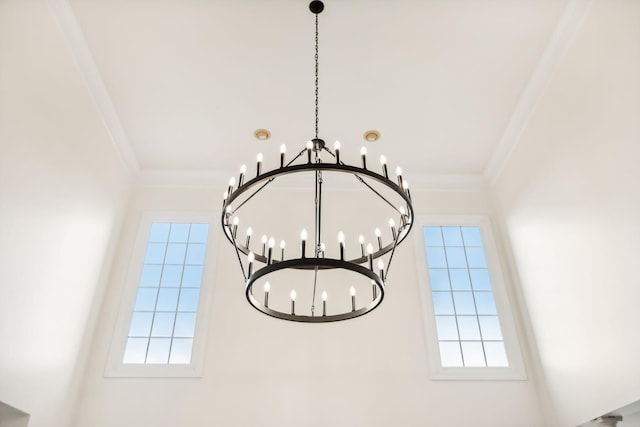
[231,148,309,213]
[231,230,248,281]
[381,223,403,283]
[322,146,403,215]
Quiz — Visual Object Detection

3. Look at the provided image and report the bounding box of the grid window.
[423,226,508,368]
[123,222,209,365]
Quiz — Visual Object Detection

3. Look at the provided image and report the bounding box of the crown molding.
[483,0,594,185]
[48,0,140,174]
[136,168,486,191]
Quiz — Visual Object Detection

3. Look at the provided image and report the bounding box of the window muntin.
[123,222,210,365]
[424,226,508,368]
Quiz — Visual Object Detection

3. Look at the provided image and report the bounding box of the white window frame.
[413,215,526,380]
[105,211,217,378]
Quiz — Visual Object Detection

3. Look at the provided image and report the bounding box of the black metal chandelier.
[221,1,414,322]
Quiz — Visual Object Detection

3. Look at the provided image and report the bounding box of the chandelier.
[221,1,414,322]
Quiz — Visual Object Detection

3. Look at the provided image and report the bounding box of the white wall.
[74,186,544,427]
[490,0,640,425]
[0,1,132,425]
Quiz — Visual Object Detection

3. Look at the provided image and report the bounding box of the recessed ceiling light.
[254,129,271,141]
[363,130,380,142]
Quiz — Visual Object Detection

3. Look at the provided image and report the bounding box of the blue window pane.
[461,341,486,367]
[182,266,204,287]
[457,316,481,340]
[151,312,175,337]
[461,226,483,247]
[435,316,459,340]
[445,247,467,268]
[453,292,476,315]
[134,288,158,311]
[423,227,443,246]
[474,292,497,315]
[479,316,503,340]
[169,224,190,243]
[148,223,170,242]
[139,265,162,287]
[123,338,148,364]
[174,313,197,338]
[128,312,153,337]
[188,224,209,243]
[432,292,454,315]
[178,289,200,312]
[165,243,186,264]
[169,338,193,364]
[442,227,463,246]
[439,341,463,367]
[466,247,487,268]
[156,288,179,311]
[144,243,166,264]
[469,269,492,291]
[426,247,447,268]
[160,265,183,287]
[484,342,509,367]
[449,269,471,290]
[185,244,206,265]
[146,338,171,364]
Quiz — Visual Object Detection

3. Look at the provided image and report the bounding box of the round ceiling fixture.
[254,129,271,141]
[364,130,380,142]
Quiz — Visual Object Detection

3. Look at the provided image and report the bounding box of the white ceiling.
[54,0,578,187]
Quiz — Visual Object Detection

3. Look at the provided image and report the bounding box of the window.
[106,214,215,377]
[123,222,209,364]
[415,216,525,380]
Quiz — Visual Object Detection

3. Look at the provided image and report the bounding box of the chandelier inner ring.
[245,258,385,323]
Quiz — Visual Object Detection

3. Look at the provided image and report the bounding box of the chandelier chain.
[314,13,319,139]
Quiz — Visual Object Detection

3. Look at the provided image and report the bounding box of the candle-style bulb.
[268,237,275,248]
[375,228,381,237]
[380,155,389,178]
[367,243,373,255]
[359,234,365,244]
[280,144,287,167]
[290,290,297,301]
[238,164,247,186]
[334,141,341,150]
[378,259,385,270]
[301,229,308,240]
[264,281,270,292]
[223,190,228,200]
[245,227,253,247]
[389,218,396,228]
[232,217,239,226]
[261,235,268,244]
[360,146,367,169]
[360,146,367,156]
[257,153,263,175]
[306,140,313,150]
[350,286,356,296]
[322,290,328,301]
[402,179,409,189]
[248,252,255,262]
[229,177,236,186]
[280,240,286,249]
[338,231,345,243]
[396,166,402,176]
[399,207,406,215]
[334,141,341,163]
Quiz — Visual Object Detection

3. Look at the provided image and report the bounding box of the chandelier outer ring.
[245,257,385,322]
[222,160,414,265]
